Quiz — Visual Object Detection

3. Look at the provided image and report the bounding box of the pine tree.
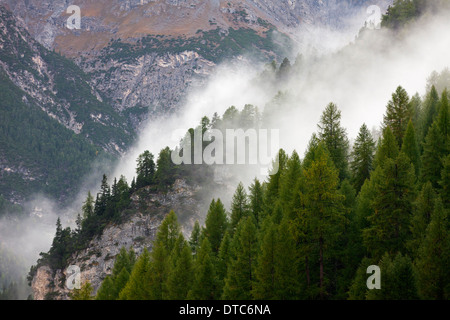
[415,197,450,299]
[204,199,228,254]
[383,86,411,147]
[401,120,421,176]
[189,238,217,300]
[363,153,416,259]
[222,217,258,299]
[230,183,250,234]
[350,124,376,192]
[317,102,350,181]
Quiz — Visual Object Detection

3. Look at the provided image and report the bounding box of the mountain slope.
[0,6,135,203]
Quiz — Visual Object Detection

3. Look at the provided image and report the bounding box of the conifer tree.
[204,199,228,253]
[96,276,115,300]
[136,150,155,188]
[440,155,450,207]
[317,103,350,181]
[118,249,151,300]
[420,85,440,144]
[366,252,418,300]
[216,231,231,293]
[249,178,264,226]
[298,143,346,298]
[401,120,421,176]
[421,122,445,188]
[230,183,250,234]
[383,86,411,147]
[222,217,258,299]
[81,191,94,220]
[350,124,376,192]
[189,221,201,258]
[409,182,435,255]
[363,153,416,259]
[166,238,193,300]
[274,218,300,299]
[415,197,450,299]
[374,126,399,169]
[264,149,288,215]
[70,281,94,300]
[279,151,302,219]
[189,238,217,300]
[252,220,277,299]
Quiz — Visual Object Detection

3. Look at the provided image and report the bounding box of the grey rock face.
[31,179,204,300]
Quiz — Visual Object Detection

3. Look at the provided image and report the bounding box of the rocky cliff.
[31,179,204,300]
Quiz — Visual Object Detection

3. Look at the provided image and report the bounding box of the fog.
[2,3,450,297]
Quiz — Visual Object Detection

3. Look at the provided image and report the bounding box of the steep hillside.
[0,0,392,125]
[0,6,135,203]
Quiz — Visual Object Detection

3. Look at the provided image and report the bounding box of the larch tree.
[204,199,228,254]
[317,103,350,181]
[383,86,411,147]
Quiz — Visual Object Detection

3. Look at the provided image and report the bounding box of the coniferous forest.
[1,0,450,302]
[39,75,450,300]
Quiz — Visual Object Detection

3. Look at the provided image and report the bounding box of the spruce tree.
[350,124,376,192]
[420,85,440,144]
